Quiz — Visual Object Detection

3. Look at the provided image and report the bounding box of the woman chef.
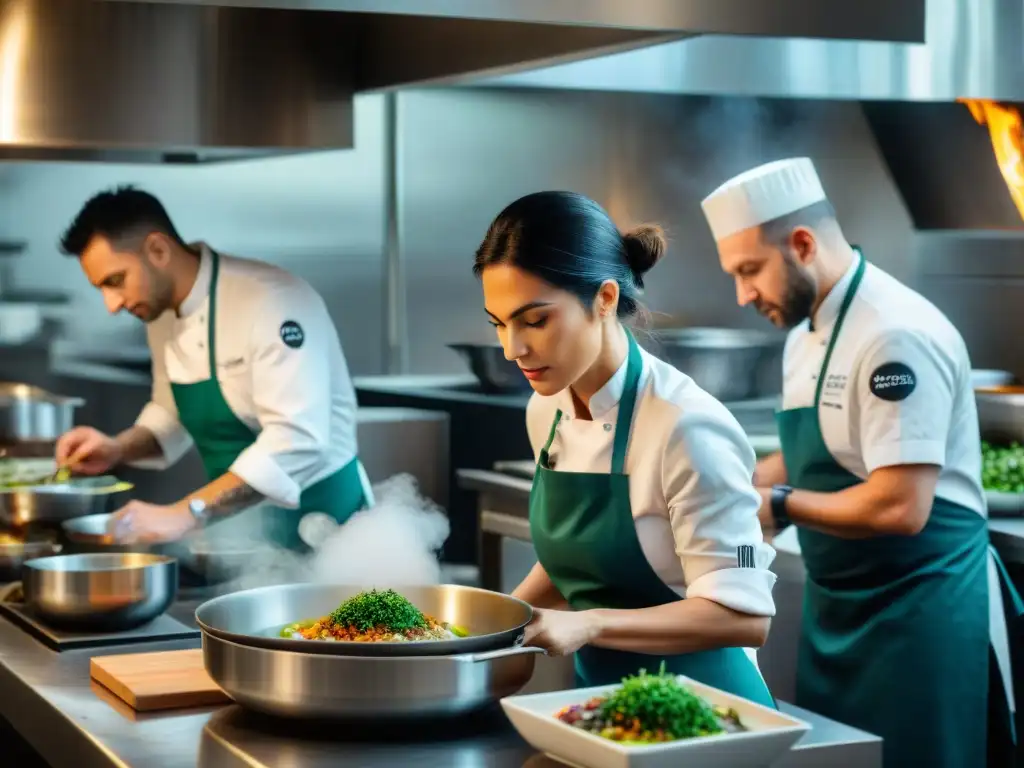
[54,186,371,550]
[701,157,1022,766]
[474,191,778,706]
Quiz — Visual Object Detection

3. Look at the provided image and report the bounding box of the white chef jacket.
[526,345,778,618]
[130,243,360,509]
[782,257,985,517]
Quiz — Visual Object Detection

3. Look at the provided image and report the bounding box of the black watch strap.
[770,484,793,530]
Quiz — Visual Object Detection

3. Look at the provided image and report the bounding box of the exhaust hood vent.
[862,101,1024,231]
[0,0,924,164]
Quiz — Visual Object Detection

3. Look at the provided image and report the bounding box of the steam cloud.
[201,473,451,592]
[309,473,451,586]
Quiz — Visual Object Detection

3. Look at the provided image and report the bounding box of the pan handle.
[462,645,548,663]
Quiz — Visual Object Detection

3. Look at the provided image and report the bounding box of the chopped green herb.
[598,662,725,740]
[328,588,428,632]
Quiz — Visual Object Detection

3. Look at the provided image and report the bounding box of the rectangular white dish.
[501,675,810,768]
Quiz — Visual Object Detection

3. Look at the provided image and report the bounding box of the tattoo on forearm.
[206,483,265,517]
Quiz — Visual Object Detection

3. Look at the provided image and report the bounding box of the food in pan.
[982,441,1024,494]
[554,664,745,744]
[0,465,71,489]
[279,588,470,642]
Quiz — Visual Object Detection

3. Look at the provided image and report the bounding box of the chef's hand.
[523,607,600,656]
[55,427,122,475]
[108,500,197,544]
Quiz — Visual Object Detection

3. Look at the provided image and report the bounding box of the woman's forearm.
[586,597,770,655]
[512,562,568,609]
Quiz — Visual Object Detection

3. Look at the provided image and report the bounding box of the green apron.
[169,249,368,552]
[776,252,1020,766]
[529,333,775,707]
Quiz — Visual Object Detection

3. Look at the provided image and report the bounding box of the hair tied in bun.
[622,224,667,285]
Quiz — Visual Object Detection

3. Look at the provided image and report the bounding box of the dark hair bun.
[622,223,667,278]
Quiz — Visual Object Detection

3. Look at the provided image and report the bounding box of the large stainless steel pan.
[195,583,533,657]
[0,459,132,528]
[203,628,544,719]
[21,552,177,631]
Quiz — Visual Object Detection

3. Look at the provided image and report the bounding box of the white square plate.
[501,676,810,768]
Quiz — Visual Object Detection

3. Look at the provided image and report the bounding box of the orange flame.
[960,99,1024,221]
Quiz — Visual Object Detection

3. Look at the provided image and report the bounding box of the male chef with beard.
[54,185,371,551]
[700,157,1021,766]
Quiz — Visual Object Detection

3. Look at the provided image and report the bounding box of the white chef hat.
[700,157,827,242]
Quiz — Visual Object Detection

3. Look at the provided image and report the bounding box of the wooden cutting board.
[90,649,231,712]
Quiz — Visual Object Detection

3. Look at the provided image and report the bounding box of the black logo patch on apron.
[279,320,305,349]
[869,362,916,402]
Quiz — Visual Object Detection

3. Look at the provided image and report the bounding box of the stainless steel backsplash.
[3,87,1010,378]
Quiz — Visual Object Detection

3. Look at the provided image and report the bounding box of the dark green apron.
[169,249,368,552]
[776,252,1020,766]
[529,333,775,707]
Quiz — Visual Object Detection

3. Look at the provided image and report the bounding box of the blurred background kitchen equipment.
[21,552,177,631]
[648,327,786,402]
[0,383,83,442]
[447,343,531,393]
[976,387,1024,443]
[0,303,43,345]
[972,369,1016,390]
[63,513,269,586]
[0,534,60,582]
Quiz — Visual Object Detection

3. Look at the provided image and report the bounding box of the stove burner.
[0,601,199,651]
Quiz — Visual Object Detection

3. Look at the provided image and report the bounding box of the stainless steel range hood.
[481,0,1014,103]
[0,0,923,164]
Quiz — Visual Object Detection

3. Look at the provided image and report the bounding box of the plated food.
[555,665,744,745]
[278,588,470,643]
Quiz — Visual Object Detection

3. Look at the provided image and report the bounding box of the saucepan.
[21,552,178,631]
[196,583,546,718]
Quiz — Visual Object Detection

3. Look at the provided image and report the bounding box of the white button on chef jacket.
[782,258,984,515]
[527,345,778,619]
[129,243,361,509]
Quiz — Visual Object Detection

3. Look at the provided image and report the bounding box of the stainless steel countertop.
[0,599,880,768]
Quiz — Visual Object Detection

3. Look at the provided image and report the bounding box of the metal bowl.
[21,552,177,631]
[202,630,543,719]
[447,343,531,393]
[0,383,84,442]
[976,388,1024,444]
[649,327,786,402]
[195,582,533,657]
[0,459,133,528]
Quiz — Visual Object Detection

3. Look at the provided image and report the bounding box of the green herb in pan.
[327,588,428,632]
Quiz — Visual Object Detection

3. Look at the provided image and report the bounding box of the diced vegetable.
[982,441,1024,494]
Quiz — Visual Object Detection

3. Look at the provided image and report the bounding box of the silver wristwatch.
[188,499,210,525]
